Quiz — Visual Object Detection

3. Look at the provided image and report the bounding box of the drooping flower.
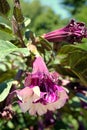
[16,56,68,115]
[43,19,87,43]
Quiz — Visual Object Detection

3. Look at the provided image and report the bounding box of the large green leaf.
[0,40,30,58]
[58,45,87,86]
[0,80,14,102]
[16,48,30,57]
[0,40,17,58]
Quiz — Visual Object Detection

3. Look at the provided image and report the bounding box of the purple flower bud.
[43,19,87,43]
[44,111,56,127]
[16,56,68,115]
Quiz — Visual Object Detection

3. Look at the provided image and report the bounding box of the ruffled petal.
[16,87,33,103]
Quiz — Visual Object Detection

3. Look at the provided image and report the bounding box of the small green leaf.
[13,0,24,23]
[39,36,52,50]
[24,17,31,27]
[0,23,12,34]
[0,80,14,102]
[0,0,10,16]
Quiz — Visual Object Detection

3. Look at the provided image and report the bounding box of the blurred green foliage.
[20,0,62,34]
[62,0,87,15]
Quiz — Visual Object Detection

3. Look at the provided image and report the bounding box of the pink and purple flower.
[43,19,87,43]
[16,56,68,115]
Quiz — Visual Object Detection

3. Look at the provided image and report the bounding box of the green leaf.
[39,36,52,50]
[0,80,14,102]
[58,45,87,86]
[0,70,16,83]
[0,0,10,16]
[75,43,87,51]
[59,45,77,54]
[0,40,17,58]
[15,48,30,57]
[55,65,77,77]
[13,0,24,23]
[24,17,31,27]
[0,40,30,58]
[0,23,12,34]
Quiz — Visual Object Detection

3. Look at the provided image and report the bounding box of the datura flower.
[43,19,87,43]
[16,56,68,115]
